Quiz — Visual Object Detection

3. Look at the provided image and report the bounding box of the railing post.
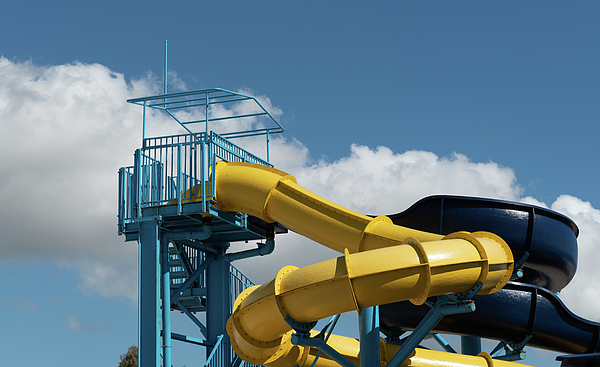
[177,143,182,215]
[266,130,270,163]
[202,133,207,212]
[134,149,142,218]
[142,100,147,144]
[118,168,125,233]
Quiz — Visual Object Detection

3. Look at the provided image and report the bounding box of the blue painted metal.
[164,40,168,95]
[138,220,162,367]
[206,245,232,365]
[359,306,380,367]
[284,315,318,334]
[127,88,284,144]
[292,333,357,367]
[490,336,530,361]
[161,239,172,367]
[460,336,481,356]
[385,296,477,367]
[430,333,456,353]
[310,314,341,367]
[170,332,210,347]
[205,334,225,367]
[120,87,286,367]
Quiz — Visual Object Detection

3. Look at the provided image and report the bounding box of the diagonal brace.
[385,282,483,367]
[170,254,215,305]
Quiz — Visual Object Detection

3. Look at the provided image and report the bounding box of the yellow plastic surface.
[208,162,520,367]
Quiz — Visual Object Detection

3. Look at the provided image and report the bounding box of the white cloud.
[0,58,160,301]
[550,195,600,320]
[2,58,599,330]
[294,146,522,214]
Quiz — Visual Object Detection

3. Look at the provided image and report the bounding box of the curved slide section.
[214,162,444,253]
[300,332,522,367]
[381,281,600,355]
[385,195,578,293]
[377,195,593,355]
[213,162,518,367]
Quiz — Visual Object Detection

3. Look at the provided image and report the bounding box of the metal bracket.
[511,251,530,279]
[381,328,405,346]
[490,335,532,361]
[385,284,482,367]
[309,314,341,367]
[133,215,163,223]
[429,333,457,353]
[285,314,359,367]
[284,315,317,336]
[291,333,357,367]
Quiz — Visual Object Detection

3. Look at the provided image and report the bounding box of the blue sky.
[1,2,600,366]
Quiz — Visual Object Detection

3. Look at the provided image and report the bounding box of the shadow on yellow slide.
[212,162,525,367]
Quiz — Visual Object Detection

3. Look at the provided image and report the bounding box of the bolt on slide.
[211,162,523,367]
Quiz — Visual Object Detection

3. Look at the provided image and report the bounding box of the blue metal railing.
[202,266,259,367]
[230,264,255,312]
[117,166,135,235]
[127,88,284,143]
[205,334,227,367]
[117,131,273,232]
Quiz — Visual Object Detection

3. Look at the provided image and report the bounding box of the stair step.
[170,271,187,279]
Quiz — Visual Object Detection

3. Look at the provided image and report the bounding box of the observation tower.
[118,88,285,367]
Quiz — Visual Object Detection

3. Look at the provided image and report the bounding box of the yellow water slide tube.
[213,162,519,367]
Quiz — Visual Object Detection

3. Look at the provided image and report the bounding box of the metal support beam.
[161,239,172,367]
[170,254,214,305]
[385,296,477,367]
[292,333,357,367]
[177,302,208,338]
[205,243,231,365]
[359,306,380,367]
[461,336,481,355]
[430,333,456,353]
[138,220,161,367]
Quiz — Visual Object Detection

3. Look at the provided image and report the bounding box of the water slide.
[213,161,526,367]
[377,196,598,356]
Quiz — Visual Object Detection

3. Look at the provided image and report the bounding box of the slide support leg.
[360,306,381,367]
[386,294,478,367]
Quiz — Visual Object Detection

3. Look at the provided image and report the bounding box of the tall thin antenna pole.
[164,40,168,95]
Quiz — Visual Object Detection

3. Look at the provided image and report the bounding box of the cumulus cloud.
[550,195,600,320]
[294,146,522,214]
[1,58,599,328]
[0,58,163,302]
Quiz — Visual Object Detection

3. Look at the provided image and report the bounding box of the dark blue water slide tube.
[385,195,578,293]
[376,195,600,355]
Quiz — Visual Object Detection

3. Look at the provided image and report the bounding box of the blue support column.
[161,239,172,367]
[461,336,481,355]
[206,243,231,366]
[359,306,380,367]
[138,220,161,367]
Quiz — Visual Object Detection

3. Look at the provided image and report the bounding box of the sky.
[1,1,600,366]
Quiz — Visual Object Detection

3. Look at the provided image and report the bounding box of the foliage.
[118,345,138,367]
